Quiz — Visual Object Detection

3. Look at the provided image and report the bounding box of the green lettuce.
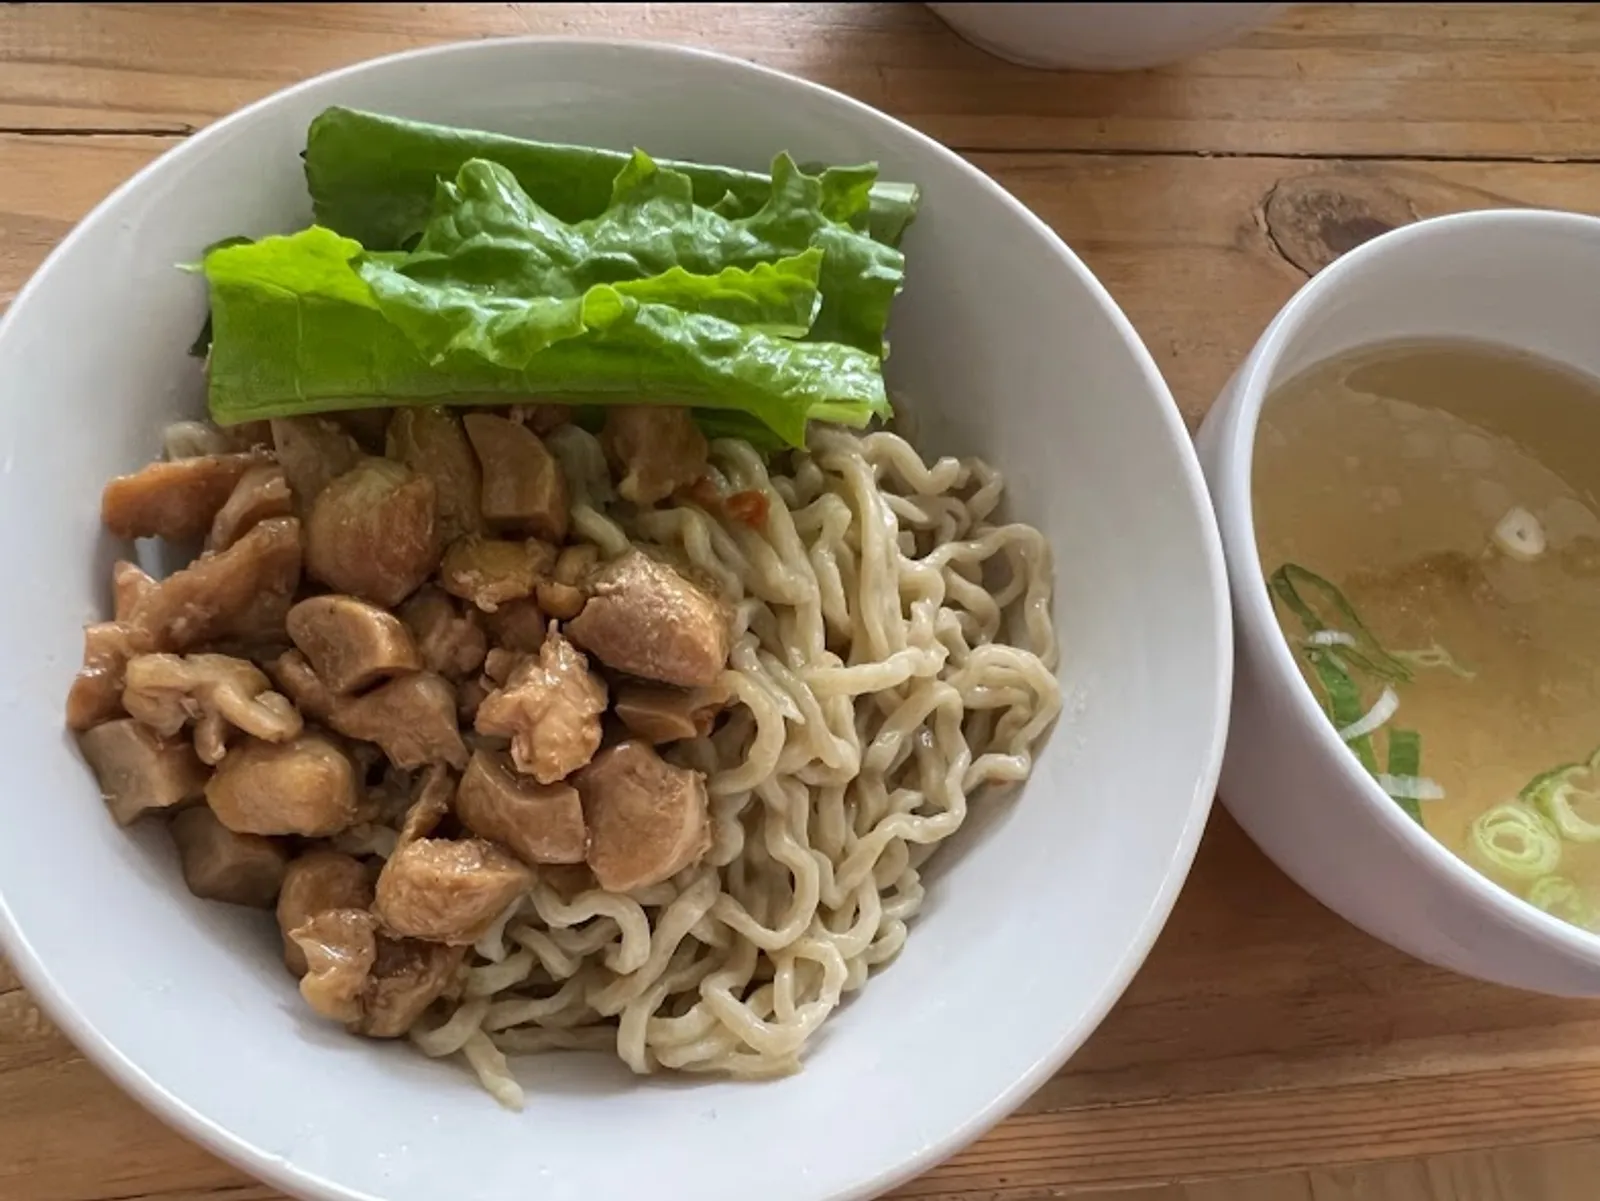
[305,106,920,250]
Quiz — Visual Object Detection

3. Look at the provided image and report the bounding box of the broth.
[1254,340,1600,930]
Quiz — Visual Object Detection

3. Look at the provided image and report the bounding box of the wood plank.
[7,5,1600,158]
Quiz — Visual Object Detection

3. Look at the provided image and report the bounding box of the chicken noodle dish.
[67,109,1061,1107]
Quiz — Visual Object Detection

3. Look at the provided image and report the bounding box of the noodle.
[416,424,1062,1107]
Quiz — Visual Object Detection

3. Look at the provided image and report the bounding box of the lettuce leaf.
[305,107,920,250]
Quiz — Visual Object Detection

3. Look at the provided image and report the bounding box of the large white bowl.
[1198,210,1600,996]
[0,39,1229,1201]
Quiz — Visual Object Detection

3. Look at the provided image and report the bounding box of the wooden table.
[5,5,1600,1199]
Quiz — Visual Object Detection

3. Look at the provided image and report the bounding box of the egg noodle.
[404,425,1061,1107]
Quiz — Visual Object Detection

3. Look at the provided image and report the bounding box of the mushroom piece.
[305,458,439,607]
[456,749,588,866]
[112,561,158,622]
[287,594,422,694]
[398,586,487,680]
[575,741,711,893]
[271,416,361,509]
[565,549,731,688]
[78,718,209,826]
[292,907,379,1024]
[481,597,546,654]
[373,837,532,945]
[329,672,468,771]
[66,622,148,731]
[355,936,466,1039]
[100,449,274,542]
[122,652,303,765]
[387,407,484,546]
[599,405,709,506]
[536,544,600,621]
[205,732,361,837]
[613,683,726,745]
[463,413,569,543]
[438,536,552,613]
[170,805,288,908]
[126,516,303,652]
[207,463,293,552]
[277,850,374,976]
[475,628,606,784]
[265,649,336,724]
[397,763,454,849]
[456,675,491,726]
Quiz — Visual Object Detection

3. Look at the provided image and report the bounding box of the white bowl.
[927,3,1286,72]
[0,38,1230,1201]
[1198,209,1600,997]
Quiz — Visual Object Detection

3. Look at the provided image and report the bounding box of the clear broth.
[1254,340,1600,928]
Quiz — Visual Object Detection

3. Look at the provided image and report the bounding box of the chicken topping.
[292,907,379,1024]
[600,405,709,506]
[170,805,287,909]
[398,586,486,680]
[206,463,293,552]
[456,749,587,866]
[271,417,360,509]
[277,850,373,976]
[122,652,302,764]
[355,936,465,1039]
[481,647,524,687]
[126,516,303,652]
[566,550,731,688]
[101,449,274,543]
[575,740,711,893]
[438,536,551,613]
[463,413,569,543]
[536,543,600,621]
[112,561,157,621]
[78,717,209,825]
[481,597,546,653]
[287,594,421,694]
[306,459,439,607]
[613,682,726,744]
[205,732,360,837]
[475,629,606,784]
[373,837,532,945]
[66,622,147,731]
[387,407,484,546]
[329,671,468,771]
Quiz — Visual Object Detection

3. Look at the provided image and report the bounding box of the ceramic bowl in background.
[1198,209,1600,997]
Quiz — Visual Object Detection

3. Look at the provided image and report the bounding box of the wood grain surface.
[4,5,1600,1200]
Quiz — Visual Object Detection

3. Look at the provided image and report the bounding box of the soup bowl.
[1198,209,1600,995]
[0,36,1230,1201]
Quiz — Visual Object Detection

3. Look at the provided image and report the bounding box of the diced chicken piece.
[438,536,552,612]
[398,586,486,680]
[614,683,726,744]
[537,544,600,620]
[100,449,273,542]
[306,459,440,607]
[66,622,148,731]
[354,936,465,1039]
[292,907,379,1024]
[125,516,303,652]
[205,732,360,837]
[463,414,570,543]
[206,463,293,552]
[481,648,525,687]
[122,652,302,765]
[170,805,287,908]
[265,649,336,724]
[271,417,360,509]
[287,594,421,694]
[373,837,532,945]
[332,408,393,454]
[329,672,468,771]
[600,405,709,506]
[456,749,587,866]
[386,407,484,545]
[277,850,373,976]
[112,561,157,622]
[575,741,712,893]
[475,629,606,784]
[565,549,731,688]
[78,718,209,825]
[397,763,453,849]
[164,419,269,460]
[482,597,546,653]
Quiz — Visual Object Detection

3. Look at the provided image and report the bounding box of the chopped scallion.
[1469,802,1563,881]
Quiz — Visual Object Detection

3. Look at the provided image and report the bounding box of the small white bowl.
[927,3,1286,72]
[0,37,1230,1201]
[1198,209,1600,996]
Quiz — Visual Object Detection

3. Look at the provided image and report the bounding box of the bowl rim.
[1211,206,1600,968]
[0,34,1233,1201]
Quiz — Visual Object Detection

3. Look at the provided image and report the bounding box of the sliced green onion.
[1526,875,1596,929]
[1374,773,1444,801]
[1493,506,1546,562]
[1339,685,1398,742]
[1302,646,1378,772]
[1384,727,1425,824]
[1393,643,1475,679]
[1308,629,1357,648]
[1522,746,1600,843]
[1269,564,1412,684]
[1469,802,1563,881]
